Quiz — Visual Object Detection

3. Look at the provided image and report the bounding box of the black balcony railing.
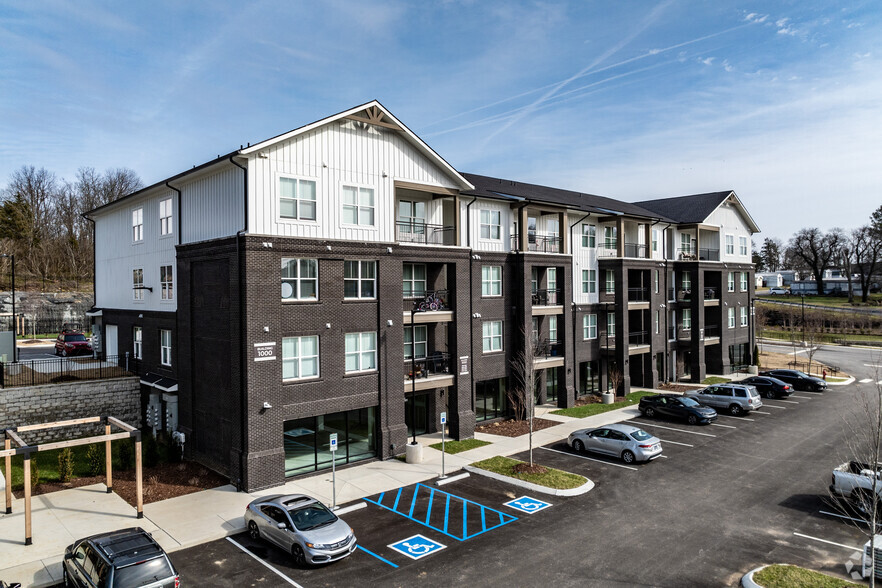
[0,354,140,388]
[405,351,451,379]
[407,289,450,312]
[628,287,649,302]
[629,331,649,346]
[676,289,692,302]
[678,327,692,340]
[624,242,647,258]
[532,288,562,306]
[396,222,456,246]
[597,239,618,257]
[703,325,719,338]
[536,339,563,358]
[703,286,718,300]
[511,233,562,253]
[698,248,720,261]
[678,247,697,260]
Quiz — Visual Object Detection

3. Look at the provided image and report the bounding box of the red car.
[55,331,92,357]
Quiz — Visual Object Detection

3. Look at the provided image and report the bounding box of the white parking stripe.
[819,510,870,525]
[539,446,638,471]
[792,532,862,552]
[761,404,787,409]
[859,379,872,383]
[629,421,716,437]
[772,399,799,404]
[790,395,812,399]
[710,423,737,429]
[717,415,754,422]
[800,391,823,395]
[658,438,694,447]
[227,537,305,587]
[752,411,771,415]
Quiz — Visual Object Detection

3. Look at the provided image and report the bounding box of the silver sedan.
[243,494,357,566]
[567,423,663,464]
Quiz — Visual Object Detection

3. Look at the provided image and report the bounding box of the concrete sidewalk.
[0,395,652,587]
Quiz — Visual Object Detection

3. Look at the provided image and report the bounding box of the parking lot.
[166,352,879,587]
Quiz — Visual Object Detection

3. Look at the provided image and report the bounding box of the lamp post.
[801,294,805,344]
[1,254,15,363]
[409,302,422,445]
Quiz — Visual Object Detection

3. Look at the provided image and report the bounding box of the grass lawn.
[701,376,730,385]
[550,391,653,419]
[429,438,491,454]
[752,564,861,587]
[470,456,586,490]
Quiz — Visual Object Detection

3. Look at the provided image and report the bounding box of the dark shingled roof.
[461,173,672,220]
[632,191,733,224]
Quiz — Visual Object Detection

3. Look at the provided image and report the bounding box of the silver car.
[244,494,357,566]
[686,383,762,416]
[567,423,662,464]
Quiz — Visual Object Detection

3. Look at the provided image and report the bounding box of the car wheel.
[61,348,68,357]
[248,520,260,540]
[292,543,306,566]
[729,404,743,416]
[622,450,635,464]
[764,390,775,399]
[644,407,655,418]
[687,415,698,426]
[572,439,584,452]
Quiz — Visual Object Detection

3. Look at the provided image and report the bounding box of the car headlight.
[305,541,332,549]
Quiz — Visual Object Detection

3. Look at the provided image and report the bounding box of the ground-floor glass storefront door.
[284,406,376,477]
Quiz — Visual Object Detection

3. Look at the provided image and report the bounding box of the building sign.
[459,356,469,375]
[253,342,276,362]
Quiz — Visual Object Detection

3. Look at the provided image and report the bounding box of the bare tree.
[754,303,769,357]
[852,225,882,304]
[787,228,845,295]
[608,361,624,397]
[802,311,824,376]
[509,324,541,466]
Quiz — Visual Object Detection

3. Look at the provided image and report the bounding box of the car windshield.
[629,429,652,441]
[792,370,810,378]
[65,334,87,342]
[289,503,337,531]
[114,556,172,586]
[681,397,700,407]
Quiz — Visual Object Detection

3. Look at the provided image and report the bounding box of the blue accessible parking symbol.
[388,534,446,560]
[504,496,552,514]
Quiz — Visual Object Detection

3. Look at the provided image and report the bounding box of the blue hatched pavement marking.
[362,483,517,542]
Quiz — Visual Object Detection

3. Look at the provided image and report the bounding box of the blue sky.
[1,1,879,243]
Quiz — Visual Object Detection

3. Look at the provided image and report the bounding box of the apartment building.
[86,101,759,491]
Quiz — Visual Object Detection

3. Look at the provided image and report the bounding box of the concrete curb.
[827,376,855,386]
[463,465,595,496]
[741,565,766,588]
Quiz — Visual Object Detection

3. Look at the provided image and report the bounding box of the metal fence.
[0,354,140,388]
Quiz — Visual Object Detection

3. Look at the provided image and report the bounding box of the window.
[279,177,317,221]
[603,226,616,248]
[479,209,501,240]
[654,269,659,293]
[342,185,375,226]
[160,265,173,300]
[482,320,503,353]
[475,378,507,422]
[728,307,736,329]
[398,200,426,237]
[655,310,660,334]
[133,327,142,360]
[740,306,748,327]
[160,329,172,366]
[282,258,318,300]
[583,314,597,340]
[581,270,597,294]
[739,236,748,256]
[682,270,691,291]
[607,312,616,337]
[652,229,659,254]
[680,232,691,254]
[344,261,376,299]
[345,332,376,373]
[404,326,426,360]
[578,361,600,396]
[482,266,502,297]
[403,263,427,298]
[605,269,615,293]
[683,308,692,330]
[740,272,748,292]
[282,335,319,380]
[548,316,558,342]
[133,269,144,301]
[726,234,735,255]
[547,268,558,303]
[159,198,173,236]
[582,224,596,247]
[531,267,538,294]
[132,208,143,242]
[283,407,376,475]
[728,271,735,292]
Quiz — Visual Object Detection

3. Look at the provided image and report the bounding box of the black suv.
[760,369,827,392]
[63,527,179,588]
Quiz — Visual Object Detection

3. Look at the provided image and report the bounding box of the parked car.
[55,331,92,357]
[768,286,791,295]
[738,375,792,399]
[830,461,882,516]
[244,494,356,566]
[567,423,662,464]
[760,369,827,391]
[62,527,178,588]
[685,383,762,416]
[638,394,718,425]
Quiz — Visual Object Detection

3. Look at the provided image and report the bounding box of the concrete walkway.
[0,391,662,587]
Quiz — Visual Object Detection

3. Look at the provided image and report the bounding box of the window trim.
[404,325,427,360]
[605,269,615,293]
[133,326,142,360]
[403,263,427,299]
[728,307,736,329]
[481,265,502,297]
[277,173,318,223]
[607,312,616,337]
[344,260,376,300]
[482,320,503,353]
[282,335,320,381]
[160,265,174,301]
[132,207,143,243]
[282,258,319,302]
[728,271,735,292]
[725,234,735,255]
[583,314,597,340]
[479,209,502,241]
[739,236,748,257]
[159,197,173,237]
[683,308,692,330]
[160,329,172,366]
[132,268,144,302]
[582,224,596,248]
[344,331,377,373]
[340,183,377,228]
[740,272,748,292]
[740,306,748,327]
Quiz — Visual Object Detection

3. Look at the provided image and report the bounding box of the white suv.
[686,384,763,416]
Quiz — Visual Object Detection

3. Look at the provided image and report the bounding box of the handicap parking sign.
[388,534,446,560]
[504,496,552,514]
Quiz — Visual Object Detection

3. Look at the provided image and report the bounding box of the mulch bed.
[512,463,549,475]
[16,461,228,508]
[658,382,703,392]
[475,417,559,438]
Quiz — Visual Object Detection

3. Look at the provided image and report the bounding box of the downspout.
[165,182,182,246]
[82,213,97,308]
[465,196,477,421]
[229,155,248,491]
[568,213,591,397]
[465,196,477,248]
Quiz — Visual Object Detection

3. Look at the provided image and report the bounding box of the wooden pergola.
[2,416,143,546]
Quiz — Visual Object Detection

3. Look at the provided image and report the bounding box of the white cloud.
[745,13,768,24]
[699,57,715,66]
[722,59,733,72]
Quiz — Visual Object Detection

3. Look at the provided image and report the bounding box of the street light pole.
[1,254,15,363]
[410,304,419,445]
[801,295,805,344]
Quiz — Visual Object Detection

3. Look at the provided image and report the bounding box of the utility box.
[862,535,882,579]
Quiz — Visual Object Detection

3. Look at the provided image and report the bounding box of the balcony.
[396,222,455,246]
[531,288,563,315]
[699,248,720,261]
[678,247,721,261]
[534,339,564,368]
[670,327,692,342]
[703,287,719,305]
[703,325,720,345]
[511,233,562,253]
[623,242,648,258]
[404,352,455,391]
[597,240,618,258]
[627,287,650,309]
[669,288,692,303]
[403,290,454,323]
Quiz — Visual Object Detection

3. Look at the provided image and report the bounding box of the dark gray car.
[62,527,178,588]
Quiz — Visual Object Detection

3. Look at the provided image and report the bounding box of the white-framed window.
[282,335,319,380]
[740,272,748,292]
[341,185,375,226]
[655,310,660,334]
[726,234,735,255]
[160,329,172,366]
[682,270,691,291]
[345,332,376,373]
[740,306,748,327]
[547,268,558,302]
[603,226,616,248]
[482,320,503,353]
[344,260,376,299]
[279,176,317,221]
[607,312,616,337]
[683,308,692,330]
[581,270,591,294]
[728,271,735,292]
[132,208,143,243]
[739,236,748,256]
[159,198,173,236]
[680,232,691,254]
[583,314,597,340]
[652,229,659,254]
[482,266,502,297]
[282,258,318,301]
[133,269,144,301]
[728,307,736,329]
[398,200,426,233]
[548,316,558,342]
[582,224,596,248]
[160,265,173,300]
[654,270,659,293]
[605,269,615,293]
[403,263,427,298]
[404,325,427,360]
[133,326,142,360]
[479,209,501,240]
